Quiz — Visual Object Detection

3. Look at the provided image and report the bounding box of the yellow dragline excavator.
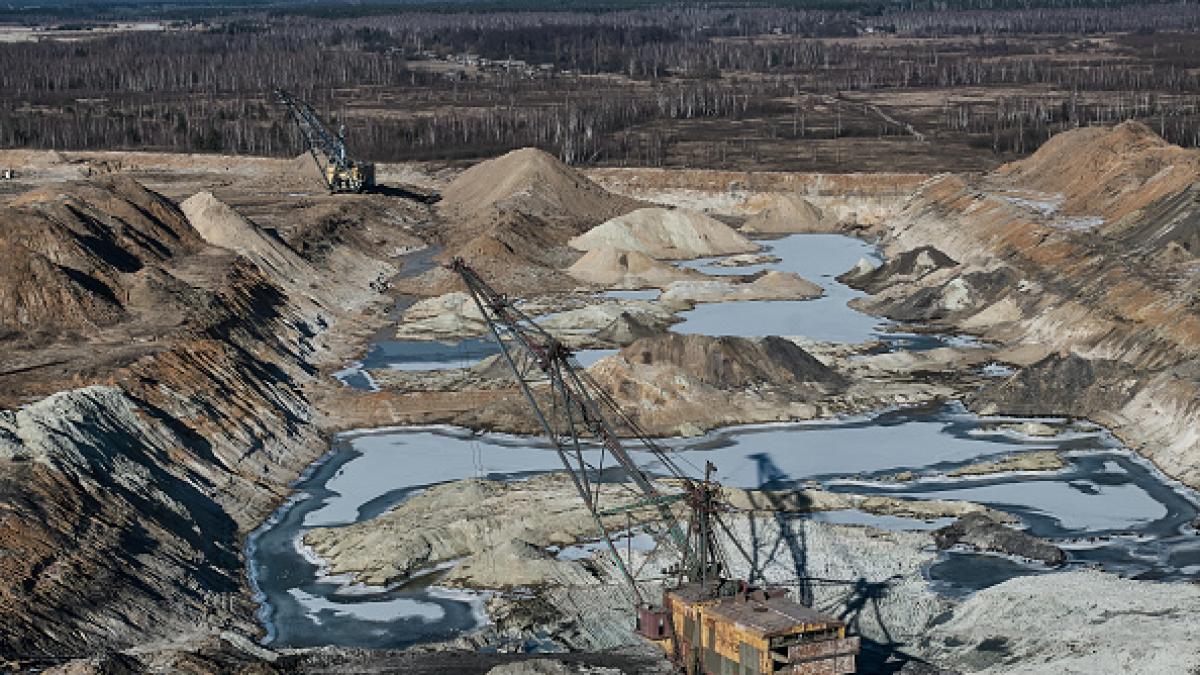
[449,258,861,675]
[274,88,374,194]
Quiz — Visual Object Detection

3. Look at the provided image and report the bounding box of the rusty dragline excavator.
[449,258,861,675]
[274,88,375,194]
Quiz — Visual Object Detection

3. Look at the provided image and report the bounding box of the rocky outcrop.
[933,514,1065,566]
[968,353,1139,418]
[838,246,956,294]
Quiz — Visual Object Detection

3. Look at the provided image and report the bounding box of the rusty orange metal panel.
[788,636,861,663]
[783,654,857,674]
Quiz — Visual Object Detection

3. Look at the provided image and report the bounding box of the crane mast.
[449,258,727,597]
[448,258,860,674]
[274,88,374,194]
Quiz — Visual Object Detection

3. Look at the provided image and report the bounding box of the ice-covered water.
[264,231,1198,650]
[249,406,1200,648]
[674,234,887,342]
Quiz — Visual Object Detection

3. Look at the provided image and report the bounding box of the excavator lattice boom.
[448,258,861,674]
[274,88,374,194]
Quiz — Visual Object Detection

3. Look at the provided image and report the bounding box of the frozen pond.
[604,288,661,301]
[249,405,1200,648]
[332,233,967,393]
[362,337,500,372]
[675,234,886,342]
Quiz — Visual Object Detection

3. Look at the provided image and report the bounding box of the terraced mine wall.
[0,176,416,659]
[587,168,927,228]
[868,122,1200,490]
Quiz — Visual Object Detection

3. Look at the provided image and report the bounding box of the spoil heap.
[741,194,825,234]
[871,122,1200,489]
[440,147,637,229]
[566,247,700,289]
[0,173,415,658]
[569,207,757,260]
[181,191,316,291]
[587,334,845,434]
[0,176,205,336]
[425,148,643,294]
[995,120,1200,222]
[660,270,822,305]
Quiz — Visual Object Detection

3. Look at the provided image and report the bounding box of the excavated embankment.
[0,176,425,659]
[858,121,1200,490]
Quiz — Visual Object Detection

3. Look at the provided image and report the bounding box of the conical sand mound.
[742,194,825,234]
[566,246,700,289]
[180,192,314,287]
[441,147,638,229]
[569,208,758,260]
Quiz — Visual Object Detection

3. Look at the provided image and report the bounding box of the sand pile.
[741,194,825,234]
[565,247,700,289]
[569,207,757,260]
[660,270,822,305]
[587,334,845,434]
[0,177,205,335]
[434,148,642,294]
[997,121,1200,222]
[618,334,843,391]
[180,192,315,289]
[536,301,676,346]
[441,148,637,229]
[393,291,487,339]
[593,312,661,345]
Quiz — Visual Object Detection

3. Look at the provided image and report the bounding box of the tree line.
[3,4,1200,164]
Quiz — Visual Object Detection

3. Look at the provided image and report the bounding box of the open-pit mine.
[3,118,1200,674]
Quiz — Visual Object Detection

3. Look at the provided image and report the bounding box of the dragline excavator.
[274,88,375,194]
[449,258,860,675]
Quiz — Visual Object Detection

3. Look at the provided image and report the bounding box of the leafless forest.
[3,2,1200,171]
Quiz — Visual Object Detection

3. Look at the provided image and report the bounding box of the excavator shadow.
[366,184,442,204]
[745,452,932,674]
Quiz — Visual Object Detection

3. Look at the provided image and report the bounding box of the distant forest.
[2,1,1200,167]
